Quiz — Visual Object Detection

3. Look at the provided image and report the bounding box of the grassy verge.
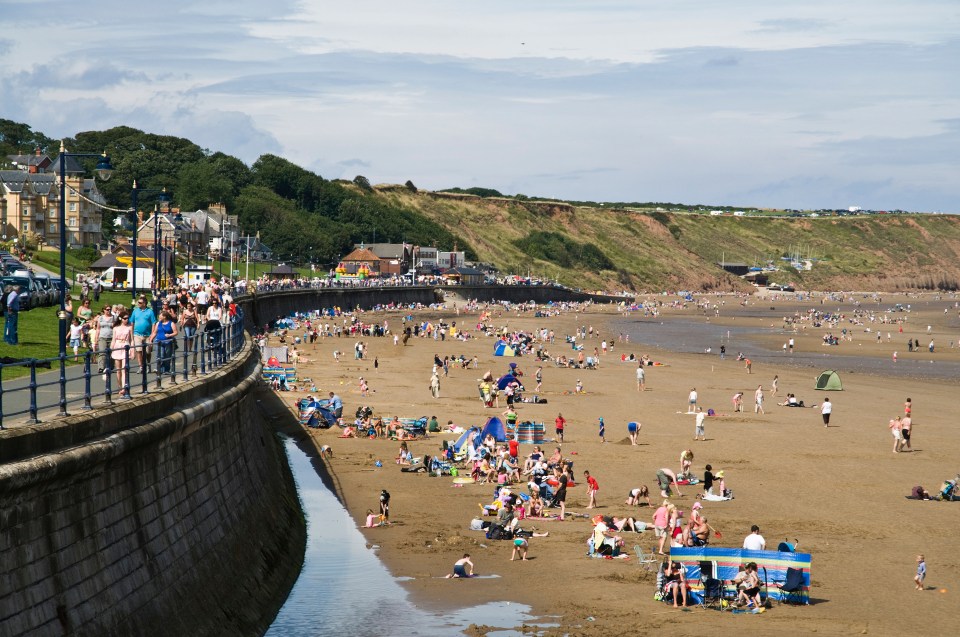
[0,291,132,380]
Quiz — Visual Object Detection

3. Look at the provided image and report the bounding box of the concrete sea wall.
[241,284,623,329]
[0,340,306,636]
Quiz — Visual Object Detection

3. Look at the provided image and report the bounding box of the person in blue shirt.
[130,296,157,372]
[328,391,343,420]
[3,284,21,345]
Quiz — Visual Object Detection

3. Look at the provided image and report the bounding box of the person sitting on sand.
[341,425,357,438]
[625,486,652,507]
[396,442,412,465]
[528,492,545,517]
[374,417,385,438]
[447,554,475,578]
[686,515,717,547]
[734,562,763,608]
[663,561,688,607]
[523,446,544,472]
[546,446,563,469]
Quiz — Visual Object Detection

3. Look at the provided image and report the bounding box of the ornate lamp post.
[129,183,169,300]
[57,141,113,415]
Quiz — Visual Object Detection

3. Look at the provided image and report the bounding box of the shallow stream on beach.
[265,437,554,637]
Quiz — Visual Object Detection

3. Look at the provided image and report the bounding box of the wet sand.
[274,293,959,636]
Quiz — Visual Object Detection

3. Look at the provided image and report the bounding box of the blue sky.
[2,0,958,211]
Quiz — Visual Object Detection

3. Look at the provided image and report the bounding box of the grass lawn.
[0,291,133,380]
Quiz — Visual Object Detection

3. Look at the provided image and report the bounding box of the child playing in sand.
[915,555,926,591]
[511,537,529,561]
[575,379,584,394]
[584,470,600,508]
[447,554,475,578]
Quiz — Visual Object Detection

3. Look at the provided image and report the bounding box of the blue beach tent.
[481,417,508,442]
[493,340,517,356]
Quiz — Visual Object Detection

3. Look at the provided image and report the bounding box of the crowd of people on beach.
[258,288,958,610]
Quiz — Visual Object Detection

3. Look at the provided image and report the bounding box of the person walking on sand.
[429,371,441,399]
[597,417,606,443]
[584,470,600,508]
[904,397,912,418]
[744,357,752,374]
[636,363,646,392]
[694,407,706,441]
[821,397,832,427]
[535,366,543,393]
[770,375,779,397]
[889,416,904,452]
[915,555,926,591]
[901,413,913,450]
[687,388,698,413]
[754,385,765,414]
[555,413,566,443]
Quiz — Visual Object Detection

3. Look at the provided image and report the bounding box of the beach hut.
[815,370,843,391]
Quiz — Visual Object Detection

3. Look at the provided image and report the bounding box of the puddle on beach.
[266,437,553,636]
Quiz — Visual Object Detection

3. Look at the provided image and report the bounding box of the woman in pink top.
[110,313,133,396]
[653,501,671,555]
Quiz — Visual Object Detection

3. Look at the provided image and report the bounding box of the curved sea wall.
[241,284,624,329]
[0,339,306,636]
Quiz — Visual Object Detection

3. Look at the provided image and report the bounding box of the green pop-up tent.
[815,370,842,391]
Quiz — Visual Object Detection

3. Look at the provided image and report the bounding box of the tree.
[353,175,372,192]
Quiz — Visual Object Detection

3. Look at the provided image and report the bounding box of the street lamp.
[130,183,168,300]
[57,141,113,415]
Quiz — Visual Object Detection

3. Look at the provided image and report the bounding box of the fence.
[0,310,246,429]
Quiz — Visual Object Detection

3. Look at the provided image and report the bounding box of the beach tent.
[815,370,843,391]
[496,373,524,391]
[453,427,481,453]
[493,340,517,356]
[480,417,508,442]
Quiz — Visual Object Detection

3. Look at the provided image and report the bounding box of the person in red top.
[555,413,566,443]
[508,437,519,461]
[584,470,600,508]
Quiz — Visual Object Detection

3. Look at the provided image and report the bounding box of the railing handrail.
[0,310,246,429]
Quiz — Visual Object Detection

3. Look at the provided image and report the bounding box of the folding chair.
[698,561,726,610]
[633,545,657,571]
[777,567,808,605]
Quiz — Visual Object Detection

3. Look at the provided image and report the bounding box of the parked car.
[0,275,39,309]
[32,273,57,307]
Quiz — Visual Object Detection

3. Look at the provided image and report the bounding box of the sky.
[2,0,958,212]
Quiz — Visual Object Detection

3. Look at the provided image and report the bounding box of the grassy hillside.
[373,188,960,292]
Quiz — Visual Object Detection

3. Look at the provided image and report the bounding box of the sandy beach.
[272,293,959,636]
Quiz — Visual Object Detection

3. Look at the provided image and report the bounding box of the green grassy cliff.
[373,188,960,292]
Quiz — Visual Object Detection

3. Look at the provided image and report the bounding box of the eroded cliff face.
[385,188,960,292]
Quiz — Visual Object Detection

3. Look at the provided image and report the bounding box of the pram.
[938,479,959,501]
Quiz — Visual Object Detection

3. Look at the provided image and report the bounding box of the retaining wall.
[0,341,306,636]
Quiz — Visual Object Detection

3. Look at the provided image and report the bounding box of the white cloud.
[1,1,958,211]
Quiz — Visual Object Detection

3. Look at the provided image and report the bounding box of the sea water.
[266,437,554,636]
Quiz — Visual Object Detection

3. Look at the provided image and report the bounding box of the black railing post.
[140,343,149,395]
[0,364,5,429]
[28,361,40,423]
[200,331,207,375]
[82,351,93,410]
[182,331,190,382]
[58,352,69,416]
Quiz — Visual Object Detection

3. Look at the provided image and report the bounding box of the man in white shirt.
[743,525,766,551]
[821,397,832,427]
[636,364,645,392]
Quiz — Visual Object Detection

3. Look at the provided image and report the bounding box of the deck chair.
[698,561,726,610]
[777,567,808,605]
[633,545,657,571]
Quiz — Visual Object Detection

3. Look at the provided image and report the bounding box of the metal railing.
[0,310,246,429]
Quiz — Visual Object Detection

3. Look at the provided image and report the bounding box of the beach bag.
[486,524,511,540]
[470,518,485,531]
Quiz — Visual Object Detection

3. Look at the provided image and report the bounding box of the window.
[68,217,78,227]
[49,223,58,233]
[23,208,30,216]
[69,203,77,212]
[22,222,30,232]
